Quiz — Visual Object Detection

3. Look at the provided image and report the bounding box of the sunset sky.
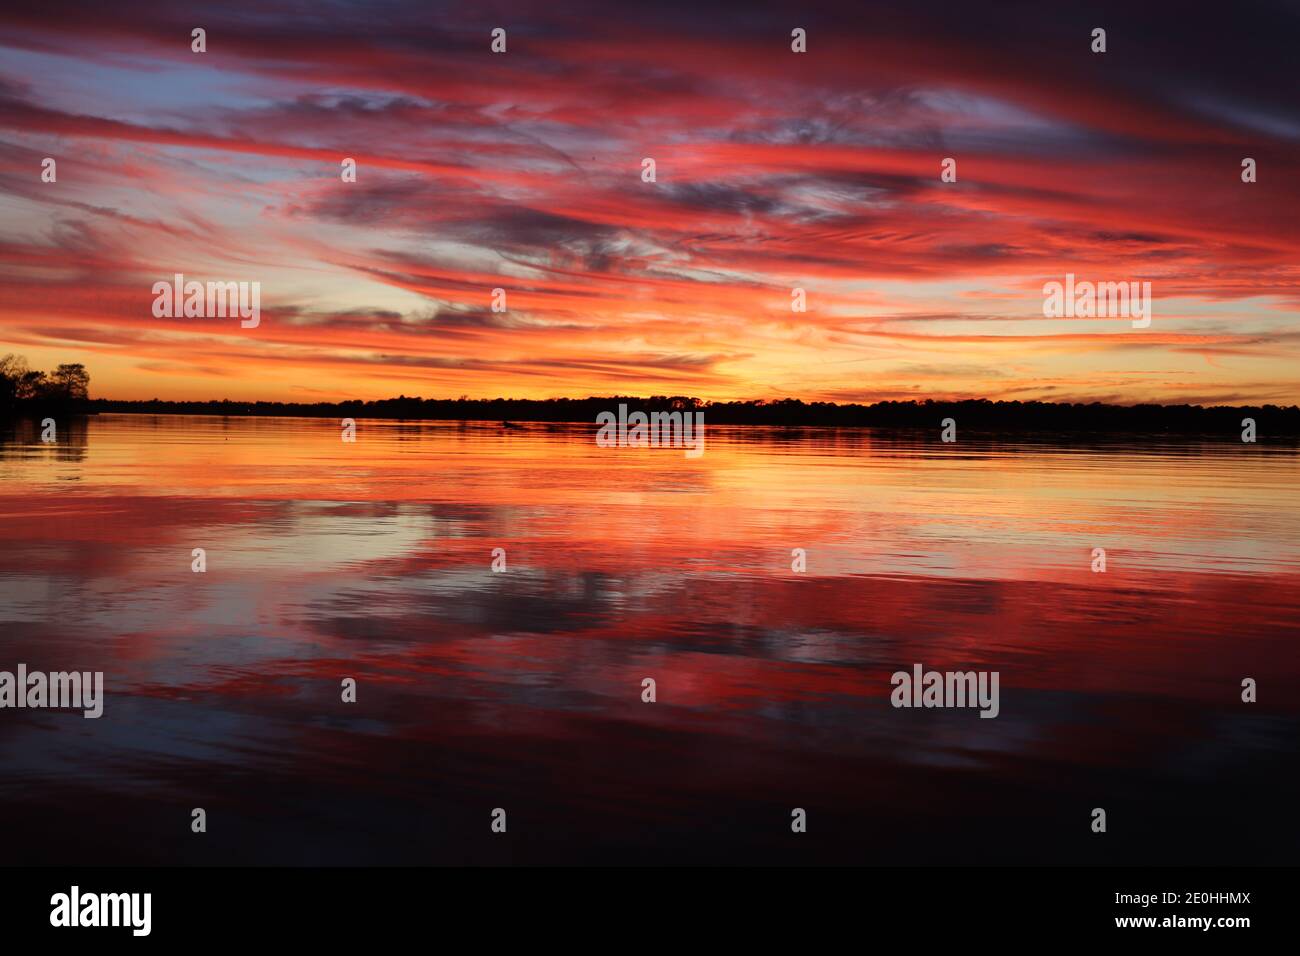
[0,0,1297,405]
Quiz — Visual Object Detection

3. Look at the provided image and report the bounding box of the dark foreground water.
[1,414,1297,864]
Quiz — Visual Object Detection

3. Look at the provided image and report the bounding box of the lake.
[1,414,1297,864]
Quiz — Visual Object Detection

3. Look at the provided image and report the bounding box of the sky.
[0,0,1297,405]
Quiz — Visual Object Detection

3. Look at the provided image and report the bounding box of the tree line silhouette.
[88,394,1300,436]
[0,354,90,413]
[4,355,1298,435]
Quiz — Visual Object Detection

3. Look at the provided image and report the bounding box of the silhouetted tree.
[0,354,24,408]
[50,364,90,400]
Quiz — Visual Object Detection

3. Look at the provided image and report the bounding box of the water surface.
[1,414,1297,864]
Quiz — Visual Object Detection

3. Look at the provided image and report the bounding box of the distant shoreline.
[24,395,1295,437]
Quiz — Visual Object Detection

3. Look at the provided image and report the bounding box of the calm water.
[2,414,1298,864]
